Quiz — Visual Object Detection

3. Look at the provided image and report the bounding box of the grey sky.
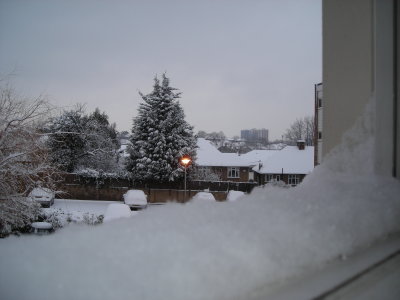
[0,0,321,140]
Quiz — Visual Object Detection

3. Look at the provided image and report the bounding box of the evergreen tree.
[46,107,86,172]
[127,74,196,182]
[46,106,119,173]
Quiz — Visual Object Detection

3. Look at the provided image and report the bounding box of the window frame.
[227,167,240,179]
[288,174,300,186]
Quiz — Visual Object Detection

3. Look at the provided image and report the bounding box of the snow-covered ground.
[0,102,400,300]
[42,199,126,226]
[50,199,122,215]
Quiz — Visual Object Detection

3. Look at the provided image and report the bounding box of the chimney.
[297,140,305,150]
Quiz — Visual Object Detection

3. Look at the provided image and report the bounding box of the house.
[195,138,255,182]
[249,140,314,186]
[195,138,314,185]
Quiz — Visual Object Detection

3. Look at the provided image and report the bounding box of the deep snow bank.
[1,102,400,300]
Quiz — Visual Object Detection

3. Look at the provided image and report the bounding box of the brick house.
[195,138,255,182]
[251,141,314,186]
[195,139,314,185]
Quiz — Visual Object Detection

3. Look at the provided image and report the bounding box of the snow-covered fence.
[58,173,257,202]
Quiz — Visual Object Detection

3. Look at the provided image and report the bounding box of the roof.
[253,146,314,174]
[196,138,249,167]
[196,138,314,174]
[240,149,278,165]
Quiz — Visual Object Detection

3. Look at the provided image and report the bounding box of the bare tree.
[0,85,57,236]
[284,116,315,146]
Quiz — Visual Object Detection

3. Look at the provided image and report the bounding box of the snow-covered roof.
[196,139,314,174]
[196,138,249,167]
[253,146,314,174]
[239,149,278,165]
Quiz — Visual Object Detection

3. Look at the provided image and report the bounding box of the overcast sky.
[0,0,321,140]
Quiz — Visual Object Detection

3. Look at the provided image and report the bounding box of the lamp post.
[180,155,192,201]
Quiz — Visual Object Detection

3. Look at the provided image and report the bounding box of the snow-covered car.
[103,203,134,222]
[123,190,148,210]
[226,190,245,202]
[28,187,55,208]
[191,192,216,202]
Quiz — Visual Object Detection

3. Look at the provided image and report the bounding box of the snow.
[226,190,245,202]
[196,138,314,174]
[0,101,400,299]
[31,222,53,229]
[103,203,134,222]
[123,189,147,205]
[28,187,55,200]
[191,191,216,202]
[239,149,278,165]
[43,199,121,225]
[47,199,119,215]
[253,146,314,174]
[196,138,250,167]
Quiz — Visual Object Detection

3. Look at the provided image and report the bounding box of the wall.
[323,0,399,178]
[322,0,374,157]
[211,166,250,182]
[58,174,256,202]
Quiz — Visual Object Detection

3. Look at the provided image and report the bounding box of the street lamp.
[180,155,192,200]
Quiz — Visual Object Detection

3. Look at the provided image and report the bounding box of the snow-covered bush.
[127,74,197,182]
[0,197,42,237]
[75,168,131,187]
[40,208,104,228]
[82,212,104,225]
[0,84,57,237]
[39,209,65,229]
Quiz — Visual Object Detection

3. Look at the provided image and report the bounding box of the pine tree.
[127,74,196,182]
[46,107,87,172]
[46,107,119,173]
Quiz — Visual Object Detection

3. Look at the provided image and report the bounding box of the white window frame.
[265,174,273,182]
[227,167,240,178]
[288,174,300,186]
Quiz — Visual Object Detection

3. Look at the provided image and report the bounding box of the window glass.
[228,167,240,178]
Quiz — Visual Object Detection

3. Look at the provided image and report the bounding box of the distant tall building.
[241,128,269,144]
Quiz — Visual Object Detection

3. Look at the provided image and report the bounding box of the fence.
[58,173,258,203]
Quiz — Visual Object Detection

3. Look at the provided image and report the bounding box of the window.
[265,174,273,182]
[318,131,322,139]
[265,174,280,183]
[288,174,300,186]
[227,167,240,178]
[318,98,322,108]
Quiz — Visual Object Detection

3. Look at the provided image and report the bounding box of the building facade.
[196,138,314,186]
[322,0,399,178]
[240,128,269,144]
[314,83,323,166]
